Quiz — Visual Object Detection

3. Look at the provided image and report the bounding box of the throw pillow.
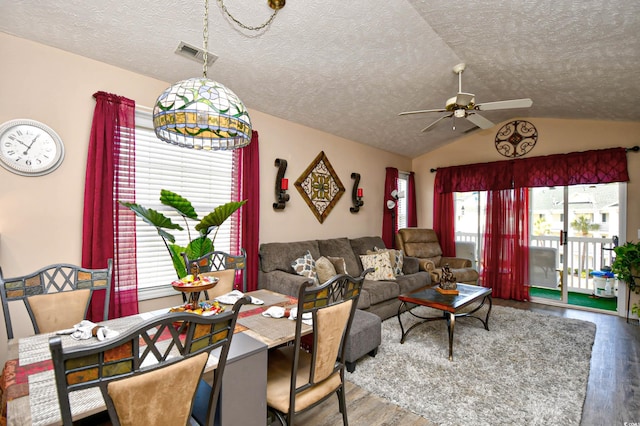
[359,253,395,281]
[369,247,405,276]
[327,256,348,275]
[315,256,337,283]
[291,250,319,284]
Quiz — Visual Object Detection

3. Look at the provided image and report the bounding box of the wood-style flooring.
[297,299,640,426]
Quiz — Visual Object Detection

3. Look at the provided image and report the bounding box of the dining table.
[0,288,308,426]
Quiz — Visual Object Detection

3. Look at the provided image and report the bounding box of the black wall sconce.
[273,158,290,210]
[350,172,364,213]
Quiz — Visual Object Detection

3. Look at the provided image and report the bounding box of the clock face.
[0,119,65,176]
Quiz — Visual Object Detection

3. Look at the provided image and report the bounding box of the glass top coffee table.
[397,283,492,361]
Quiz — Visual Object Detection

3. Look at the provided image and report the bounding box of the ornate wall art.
[495,120,538,158]
[295,151,345,223]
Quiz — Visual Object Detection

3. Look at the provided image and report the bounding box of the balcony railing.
[455,233,617,294]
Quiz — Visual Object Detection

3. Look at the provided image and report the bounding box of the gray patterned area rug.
[348,304,596,426]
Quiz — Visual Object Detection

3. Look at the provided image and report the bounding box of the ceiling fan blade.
[399,108,447,116]
[475,98,533,111]
[421,114,453,132]
[455,92,475,107]
[465,112,494,129]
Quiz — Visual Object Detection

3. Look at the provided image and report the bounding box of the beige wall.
[0,33,410,359]
[0,32,411,278]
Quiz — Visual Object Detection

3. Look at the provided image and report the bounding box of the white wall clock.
[0,119,65,176]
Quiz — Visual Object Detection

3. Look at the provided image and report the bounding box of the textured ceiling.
[1,0,639,158]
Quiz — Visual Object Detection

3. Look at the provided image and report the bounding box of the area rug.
[348,305,596,426]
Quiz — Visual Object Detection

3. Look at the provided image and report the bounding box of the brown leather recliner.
[395,228,479,285]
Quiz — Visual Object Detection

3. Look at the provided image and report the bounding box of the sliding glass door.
[455,183,623,312]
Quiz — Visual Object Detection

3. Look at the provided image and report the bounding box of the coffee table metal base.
[397,295,492,361]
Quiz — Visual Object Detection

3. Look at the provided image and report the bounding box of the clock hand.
[23,134,41,154]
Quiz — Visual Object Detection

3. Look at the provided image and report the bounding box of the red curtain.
[407,171,418,227]
[82,91,138,320]
[481,188,530,300]
[513,147,629,187]
[382,167,398,248]
[233,131,260,291]
[432,189,456,257]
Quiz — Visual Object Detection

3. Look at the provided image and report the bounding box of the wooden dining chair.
[266,271,367,426]
[49,296,249,426]
[0,260,113,340]
[181,249,247,299]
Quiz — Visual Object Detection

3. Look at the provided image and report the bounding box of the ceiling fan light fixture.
[454,109,466,118]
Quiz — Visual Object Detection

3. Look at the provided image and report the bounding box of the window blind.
[132,110,233,297]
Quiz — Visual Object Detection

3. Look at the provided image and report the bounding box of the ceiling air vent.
[175,41,217,65]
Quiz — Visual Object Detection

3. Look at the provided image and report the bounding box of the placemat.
[237,314,309,342]
[29,369,102,426]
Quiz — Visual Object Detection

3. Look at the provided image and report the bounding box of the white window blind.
[397,172,408,229]
[132,110,234,299]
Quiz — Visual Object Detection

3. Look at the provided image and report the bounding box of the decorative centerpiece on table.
[437,263,459,295]
[120,190,246,312]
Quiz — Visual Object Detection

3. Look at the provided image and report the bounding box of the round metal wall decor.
[494,120,538,158]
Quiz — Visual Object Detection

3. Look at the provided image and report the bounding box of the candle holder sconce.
[350,172,364,213]
[273,158,290,210]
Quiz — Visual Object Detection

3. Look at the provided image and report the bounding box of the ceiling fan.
[399,63,533,132]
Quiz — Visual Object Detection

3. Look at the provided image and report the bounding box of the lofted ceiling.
[1,0,639,158]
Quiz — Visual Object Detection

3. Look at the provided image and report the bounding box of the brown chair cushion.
[107,352,208,426]
[267,346,341,414]
[200,269,235,299]
[28,289,91,333]
[313,299,351,382]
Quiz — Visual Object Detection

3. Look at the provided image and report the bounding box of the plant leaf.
[195,200,247,232]
[185,237,214,261]
[119,201,182,243]
[160,189,198,220]
[169,244,187,278]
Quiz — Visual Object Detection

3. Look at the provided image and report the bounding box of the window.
[131,110,236,299]
[601,212,608,223]
[397,172,409,229]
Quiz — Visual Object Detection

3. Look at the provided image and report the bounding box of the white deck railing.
[455,232,617,293]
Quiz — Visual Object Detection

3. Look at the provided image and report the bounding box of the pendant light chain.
[203,0,209,78]
[216,0,279,31]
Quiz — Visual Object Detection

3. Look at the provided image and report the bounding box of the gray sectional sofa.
[258,236,432,321]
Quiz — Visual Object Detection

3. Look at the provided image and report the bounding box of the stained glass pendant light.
[153,0,266,150]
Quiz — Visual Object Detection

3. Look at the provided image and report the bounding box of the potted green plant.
[120,189,246,279]
[612,241,640,320]
[611,241,640,294]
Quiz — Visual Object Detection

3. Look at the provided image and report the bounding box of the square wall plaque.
[295,151,345,223]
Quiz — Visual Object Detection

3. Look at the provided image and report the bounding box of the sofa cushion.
[260,240,320,273]
[361,280,399,305]
[395,271,431,294]
[360,253,395,281]
[315,256,337,283]
[356,288,371,310]
[291,250,319,284]
[349,236,386,272]
[402,256,420,275]
[317,238,359,277]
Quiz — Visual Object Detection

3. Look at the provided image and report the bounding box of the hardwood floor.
[296,300,640,426]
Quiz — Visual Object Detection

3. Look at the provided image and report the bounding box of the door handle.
[559,230,567,246]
